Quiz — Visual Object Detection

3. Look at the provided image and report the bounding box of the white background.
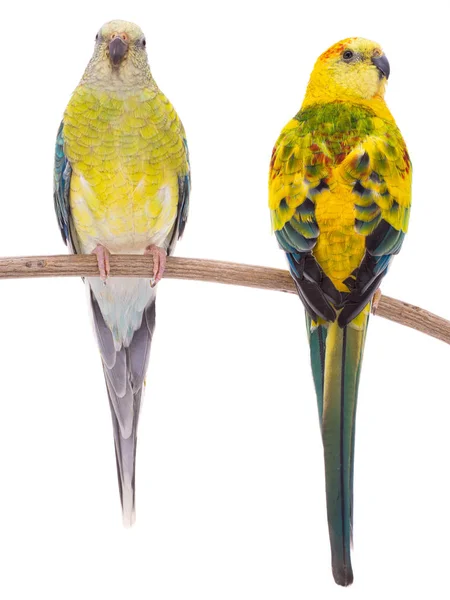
[1,1,449,598]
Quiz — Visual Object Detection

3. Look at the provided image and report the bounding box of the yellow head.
[81,20,152,89]
[304,37,390,106]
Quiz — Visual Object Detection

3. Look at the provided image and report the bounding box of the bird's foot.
[145,244,167,287]
[91,244,111,282]
[371,288,382,315]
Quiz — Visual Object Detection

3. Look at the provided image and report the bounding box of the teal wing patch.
[53,121,78,253]
[168,138,190,255]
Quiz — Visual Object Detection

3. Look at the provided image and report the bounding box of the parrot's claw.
[92,244,111,282]
[145,244,167,287]
[371,288,382,315]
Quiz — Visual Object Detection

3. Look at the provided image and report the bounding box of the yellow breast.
[63,85,187,253]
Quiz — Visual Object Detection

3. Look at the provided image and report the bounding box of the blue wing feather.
[53,121,77,252]
[168,137,190,254]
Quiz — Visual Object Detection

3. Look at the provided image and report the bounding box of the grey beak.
[109,37,128,66]
[371,55,390,80]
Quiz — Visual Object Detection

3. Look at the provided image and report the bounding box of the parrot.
[53,20,190,527]
[268,38,411,585]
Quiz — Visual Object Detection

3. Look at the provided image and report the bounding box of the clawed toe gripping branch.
[0,254,449,345]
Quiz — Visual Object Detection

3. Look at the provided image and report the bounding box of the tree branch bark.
[0,254,448,345]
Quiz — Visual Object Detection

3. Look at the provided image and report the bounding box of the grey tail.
[90,291,156,527]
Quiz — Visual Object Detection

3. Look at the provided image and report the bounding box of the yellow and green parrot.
[53,20,190,526]
[269,38,411,585]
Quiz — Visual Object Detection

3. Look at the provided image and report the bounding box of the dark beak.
[372,55,390,80]
[109,37,128,66]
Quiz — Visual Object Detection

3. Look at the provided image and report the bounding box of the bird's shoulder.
[271,101,400,170]
[269,101,411,232]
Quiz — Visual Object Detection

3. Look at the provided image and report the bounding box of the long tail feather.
[307,308,369,586]
[90,290,156,526]
[306,316,327,420]
[104,368,143,527]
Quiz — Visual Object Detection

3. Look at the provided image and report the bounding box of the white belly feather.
[78,180,174,350]
[88,277,156,350]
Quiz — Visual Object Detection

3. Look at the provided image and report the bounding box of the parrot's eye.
[95,33,99,41]
[342,50,354,61]
[142,38,146,47]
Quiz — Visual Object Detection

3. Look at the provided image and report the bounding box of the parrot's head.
[304,38,390,104]
[82,20,151,87]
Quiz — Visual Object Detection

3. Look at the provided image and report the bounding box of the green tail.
[307,312,368,586]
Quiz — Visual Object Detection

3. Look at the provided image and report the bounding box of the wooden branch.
[0,254,449,345]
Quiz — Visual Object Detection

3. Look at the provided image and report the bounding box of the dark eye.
[142,38,146,47]
[342,50,354,60]
[95,33,99,41]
